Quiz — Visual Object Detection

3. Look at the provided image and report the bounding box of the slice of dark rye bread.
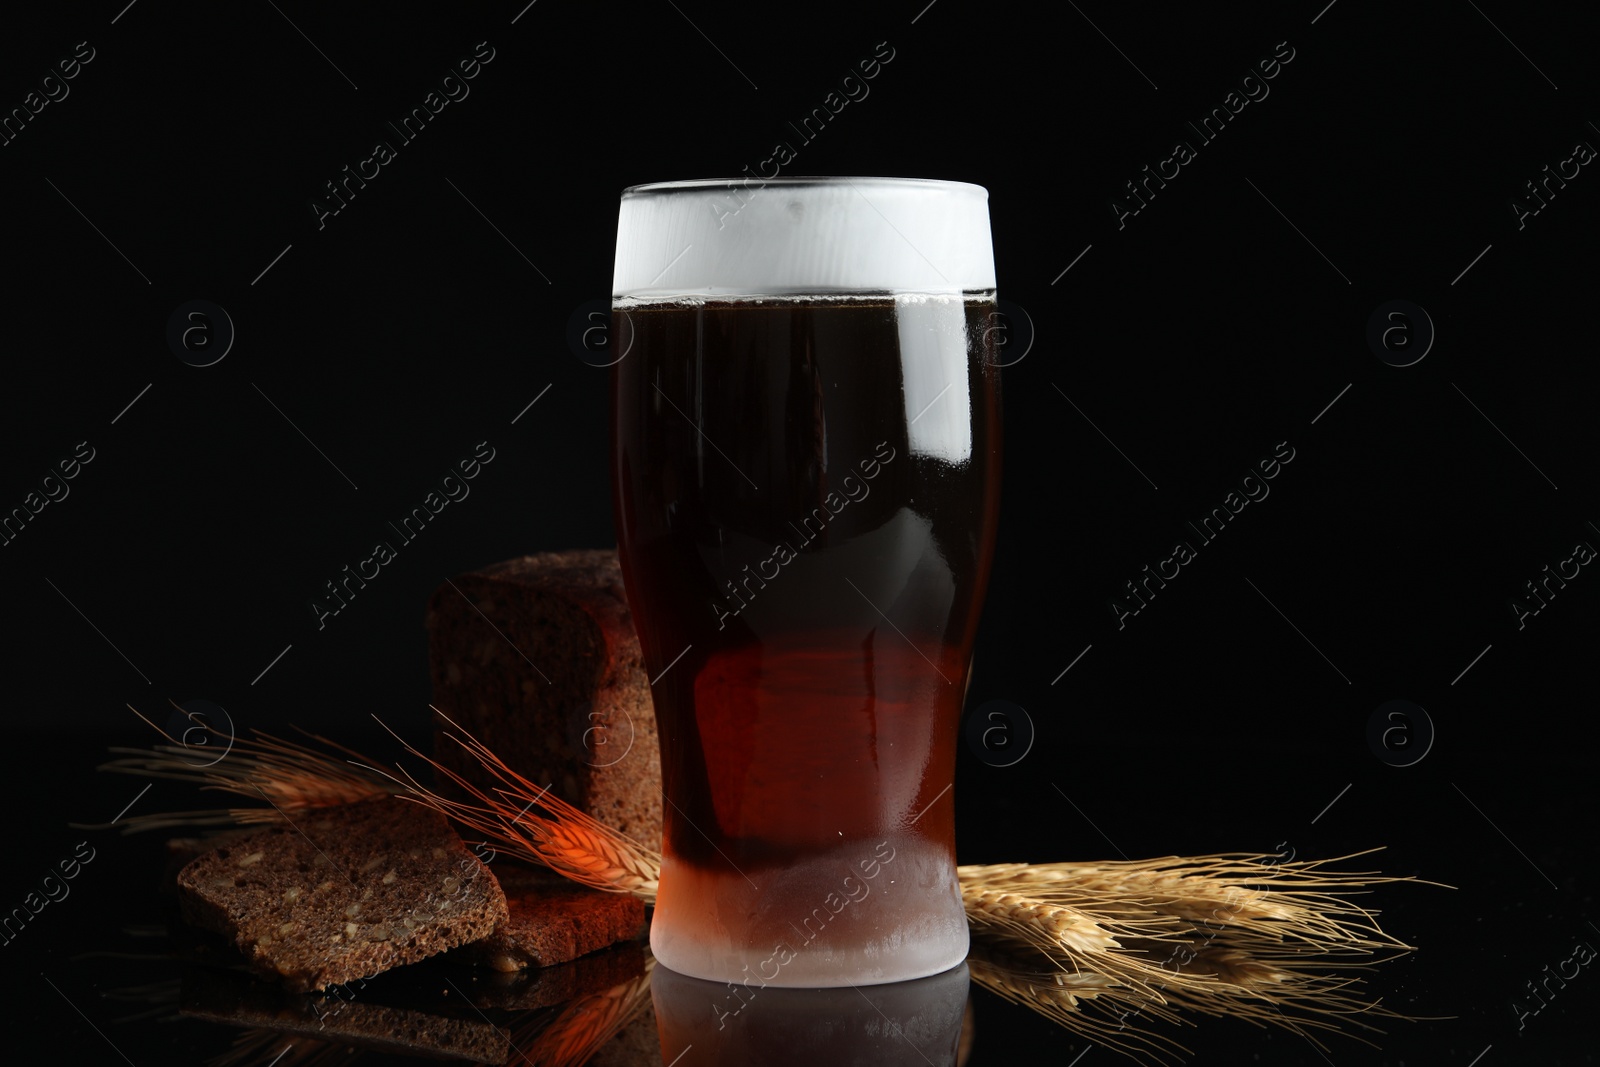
[177,799,508,993]
[455,865,647,972]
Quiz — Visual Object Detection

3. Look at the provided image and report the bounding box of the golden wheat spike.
[358,708,664,899]
[958,855,1427,961]
[84,702,395,834]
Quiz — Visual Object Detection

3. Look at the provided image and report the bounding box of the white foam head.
[612,177,994,301]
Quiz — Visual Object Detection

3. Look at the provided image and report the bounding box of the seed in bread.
[176,799,508,992]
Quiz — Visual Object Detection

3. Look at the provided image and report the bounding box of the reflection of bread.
[180,966,509,1064]
[176,799,507,993]
[426,550,662,845]
[458,865,647,972]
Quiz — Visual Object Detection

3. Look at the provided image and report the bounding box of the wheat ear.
[962,854,1439,1063]
[359,708,663,900]
[82,702,395,833]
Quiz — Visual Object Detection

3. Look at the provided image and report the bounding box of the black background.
[3,1,1597,1063]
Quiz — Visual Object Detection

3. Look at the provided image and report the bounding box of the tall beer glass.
[610,177,1001,986]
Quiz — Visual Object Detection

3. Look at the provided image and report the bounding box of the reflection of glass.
[651,959,971,1066]
[611,178,1002,987]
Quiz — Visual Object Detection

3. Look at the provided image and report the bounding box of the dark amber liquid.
[611,295,1001,983]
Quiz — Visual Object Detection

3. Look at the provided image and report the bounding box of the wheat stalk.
[958,855,1420,963]
[83,702,395,834]
[957,855,1428,1063]
[103,706,1431,1060]
[357,707,663,899]
[372,719,1428,1058]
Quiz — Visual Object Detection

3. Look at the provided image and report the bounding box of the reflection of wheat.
[109,707,1434,1062]
[512,957,657,1067]
[968,945,1187,1065]
[207,1030,359,1067]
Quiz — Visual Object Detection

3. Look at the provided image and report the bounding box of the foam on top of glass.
[612,177,995,301]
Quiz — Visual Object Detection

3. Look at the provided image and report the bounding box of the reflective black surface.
[9,742,1597,1065]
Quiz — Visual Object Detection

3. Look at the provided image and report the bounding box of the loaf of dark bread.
[456,864,646,972]
[176,799,508,993]
[425,549,662,846]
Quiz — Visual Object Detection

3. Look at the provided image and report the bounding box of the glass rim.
[620,176,989,199]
